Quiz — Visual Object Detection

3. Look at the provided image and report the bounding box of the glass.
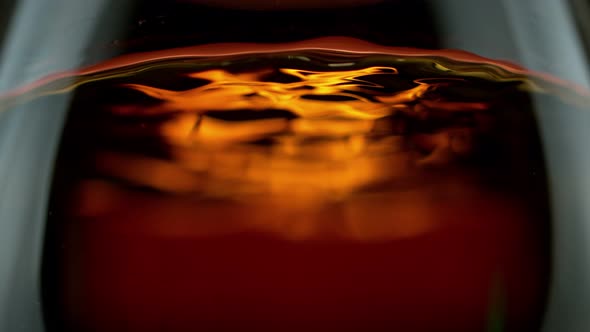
[0,1,589,331]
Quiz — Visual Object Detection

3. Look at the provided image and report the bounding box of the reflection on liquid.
[72,64,501,241]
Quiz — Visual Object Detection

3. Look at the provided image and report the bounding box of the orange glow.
[116,66,420,118]
[64,59,505,241]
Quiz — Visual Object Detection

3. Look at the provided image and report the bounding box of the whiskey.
[40,38,561,332]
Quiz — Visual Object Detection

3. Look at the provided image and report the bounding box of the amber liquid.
[41,45,555,332]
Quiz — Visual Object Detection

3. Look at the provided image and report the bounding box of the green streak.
[487,275,506,332]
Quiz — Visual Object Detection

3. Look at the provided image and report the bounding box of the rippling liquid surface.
[42,46,556,332]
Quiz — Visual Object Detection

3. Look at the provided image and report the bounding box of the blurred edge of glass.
[0,1,589,331]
